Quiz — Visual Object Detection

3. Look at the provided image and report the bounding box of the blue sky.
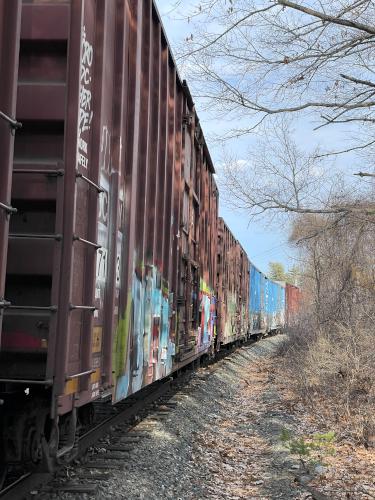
[156,1,357,274]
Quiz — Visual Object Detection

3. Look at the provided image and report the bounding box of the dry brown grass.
[282,322,375,445]
[281,212,375,446]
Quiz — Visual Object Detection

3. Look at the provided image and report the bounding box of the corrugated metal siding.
[239,247,250,338]
[217,218,249,345]
[249,263,264,332]
[249,266,286,334]
[113,0,181,401]
[1,0,72,388]
[286,283,301,325]
[108,1,218,402]
[265,280,285,330]
[0,0,296,424]
[0,0,219,414]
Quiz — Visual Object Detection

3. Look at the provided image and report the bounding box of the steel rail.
[0,380,172,500]
[0,336,258,500]
[0,473,51,500]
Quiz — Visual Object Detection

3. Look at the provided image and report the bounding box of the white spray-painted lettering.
[77,26,93,169]
[100,126,111,174]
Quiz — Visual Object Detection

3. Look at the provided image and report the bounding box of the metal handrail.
[13,168,64,176]
[76,172,104,193]
[9,233,63,241]
[0,378,53,385]
[69,304,97,312]
[6,305,58,312]
[0,110,22,130]
[66,369,95,381]
[0,201,17,214]
[73,235,101,249]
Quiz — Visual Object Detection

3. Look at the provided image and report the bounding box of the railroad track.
[0,375,181,500]
[0,340,247,500]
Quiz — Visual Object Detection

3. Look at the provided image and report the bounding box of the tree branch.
[177,4,276,60]
[354,172,375,178]
[340,73,375,88]
[277,0,375,35]
[315,138,375,158]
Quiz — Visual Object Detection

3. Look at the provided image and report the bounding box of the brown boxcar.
[0,0,218,464]
[174,97,218,367]
[0,0,22,340]
[216,218,249,346]
[112,3,218,403]
[285,283,301,326]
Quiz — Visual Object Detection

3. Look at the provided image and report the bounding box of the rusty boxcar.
[0,0,218,466]
[0,0,301,472]
[216,218,249,346]
[285,283,302,326]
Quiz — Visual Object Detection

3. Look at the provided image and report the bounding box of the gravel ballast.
[48,334,373,499]
[93,335,314,499]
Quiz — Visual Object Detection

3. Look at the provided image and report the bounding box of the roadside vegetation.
[268,262,300,285]
[166,0,375,451]
[282,211,375,447]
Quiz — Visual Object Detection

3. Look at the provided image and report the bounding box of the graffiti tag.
[77,26,93,170]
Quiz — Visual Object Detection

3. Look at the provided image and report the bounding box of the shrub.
[279,428,336,470]
[281,212,375,446]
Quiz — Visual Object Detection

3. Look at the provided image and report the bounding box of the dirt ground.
[54,335,374,499]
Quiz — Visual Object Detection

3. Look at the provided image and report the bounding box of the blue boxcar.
[249,263,285,335]
[249,264,264,333]
[264,279,285,331]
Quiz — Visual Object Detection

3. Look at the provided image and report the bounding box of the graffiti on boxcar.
[199,280,216,347]
[223,291,237,341]
[220,293,248,341]
[100,126,111,174]
[95,125,112,310]
[77,26,93,170]
[113,258,176,402]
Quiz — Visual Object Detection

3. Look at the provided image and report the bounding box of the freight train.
[0,0,301,469]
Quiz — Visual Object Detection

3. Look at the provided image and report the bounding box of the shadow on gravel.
[229,337,310,499]
[84,335,313,500]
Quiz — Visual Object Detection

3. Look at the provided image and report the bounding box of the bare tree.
[164,1,375,444]
[159,0,375,220]
[177,1,375,143]
[217,119,373,218]
[282,211,375,445]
